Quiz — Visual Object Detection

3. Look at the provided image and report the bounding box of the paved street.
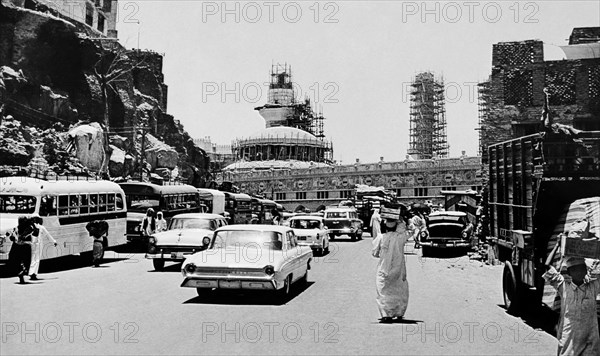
[1,235,556,355]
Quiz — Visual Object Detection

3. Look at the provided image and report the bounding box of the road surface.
[1,235,557,355]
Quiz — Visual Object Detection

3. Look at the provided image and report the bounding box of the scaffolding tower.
[408,72,449,159]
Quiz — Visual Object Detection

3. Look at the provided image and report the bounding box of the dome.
[223,159,331,171]
[240,126,327,148]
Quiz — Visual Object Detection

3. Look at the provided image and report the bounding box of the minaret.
[254,64,295,128]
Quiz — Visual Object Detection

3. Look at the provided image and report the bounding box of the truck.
[353,184,396,232]
[486,129,600,318]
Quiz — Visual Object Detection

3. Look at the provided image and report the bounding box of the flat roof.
[1,177,124,195]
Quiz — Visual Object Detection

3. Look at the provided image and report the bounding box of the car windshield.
[212,230,283,250]
[169,218,215,230]
[325,212,347,219]
[291,220,321,229]
[0,195,37,214]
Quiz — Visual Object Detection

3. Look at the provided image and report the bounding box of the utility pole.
[137,126,150,181]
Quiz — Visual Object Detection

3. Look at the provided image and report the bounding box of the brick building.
[478,27,600,160]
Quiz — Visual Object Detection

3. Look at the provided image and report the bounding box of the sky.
[115,1,599,163]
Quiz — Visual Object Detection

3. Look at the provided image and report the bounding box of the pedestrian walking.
[543,221,600,356]
[409,211,426,249]
[86,220,109,267]
[141,208,156,237]
[370,208,382,238]
[372,206,410,323]
[155,211,168,232]
[7,216,34,284]
[29,215,57,280]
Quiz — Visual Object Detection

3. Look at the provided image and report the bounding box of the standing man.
[370,208,382,238]
[155,211,168,232]
[86,220,109,267]
[7,216,34,284]
[372,206,410,323]
[29,215,57,280]
[142,208,156,237]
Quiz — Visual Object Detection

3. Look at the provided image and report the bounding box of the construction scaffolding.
[408,72,449,159]
[267,63,295,105]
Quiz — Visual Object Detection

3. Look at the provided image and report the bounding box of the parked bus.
[197,188,226,215]
[118,182,201,241]
[250,197,277,224]
[224,192,252,224]
[0,177,127,264]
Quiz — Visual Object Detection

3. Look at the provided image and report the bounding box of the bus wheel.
[502,261,520,314]
[153,259,165,271]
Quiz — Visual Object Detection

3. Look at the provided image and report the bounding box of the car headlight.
[420,231,428,238]
[264,265,275,275]
[202,236,211,246]
[148,236,156,245]
[184,263,196,274]
[462,232,468,238]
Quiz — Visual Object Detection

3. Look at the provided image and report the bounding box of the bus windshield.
[126,194,160,212]
[0,195,37,214]
[212,230,283,250]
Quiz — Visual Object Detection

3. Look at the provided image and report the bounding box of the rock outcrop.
[0,2,210,183]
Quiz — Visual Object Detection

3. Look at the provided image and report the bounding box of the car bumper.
[421,240,470,248]
[298,241,322,249]
[146,250,197,261]
[328,228,354,235]
[181,276,277,290]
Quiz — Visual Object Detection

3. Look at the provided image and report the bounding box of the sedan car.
[181,225,313,301]
[323,207,363,240]
[146,213,228,271]
[420,211,475,256]
[288,215,330,255]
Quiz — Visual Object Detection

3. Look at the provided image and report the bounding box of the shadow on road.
[183,281,315,306]
[375,318,423,325]
[420,248,470,259]
[498,304,558,337]
[0,254,129,279]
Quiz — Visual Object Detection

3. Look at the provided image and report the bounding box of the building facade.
[478,27,600,160]
[218,155,483,212]
[4,0,118,38]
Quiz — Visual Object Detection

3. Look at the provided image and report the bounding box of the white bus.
[0,177,127,263]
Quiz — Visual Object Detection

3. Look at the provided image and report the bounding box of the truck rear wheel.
[502,261,521,314]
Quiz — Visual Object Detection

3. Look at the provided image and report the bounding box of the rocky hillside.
[0,2,209,184]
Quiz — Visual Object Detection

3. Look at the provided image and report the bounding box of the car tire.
[421,246,432,258]
[356,229,363,240]
[277,275,291,301]
[330,234,335,241]
[153,259,165,271]
[300,269,308,287]
[503,261,521,314]
[324,242,329,254]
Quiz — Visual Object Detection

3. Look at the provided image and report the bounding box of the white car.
[288,215,330,256]
[181,225,313,301]
[146,213,228,271]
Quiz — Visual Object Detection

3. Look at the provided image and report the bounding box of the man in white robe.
[29,216,57,280]
[372,212,409,323]
[370,209,382,238]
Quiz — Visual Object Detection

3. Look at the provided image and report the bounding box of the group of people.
[6,215,57,284]
[370,208,428,248]
[141,208,168,237]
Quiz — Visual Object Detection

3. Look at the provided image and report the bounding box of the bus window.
[99,194,107,212]
[116,194,124,210]
[0,195,37,214]
[90,194,98,213]
[58,195,69,216]
[40,196,56,216]
[107,194,116,211]
[80,194,89,214]
[69,194,80,215]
